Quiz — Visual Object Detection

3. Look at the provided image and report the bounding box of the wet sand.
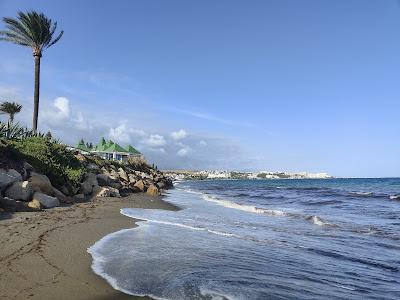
[0,194,178,300]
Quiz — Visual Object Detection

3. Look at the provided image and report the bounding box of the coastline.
[0,193,179,300]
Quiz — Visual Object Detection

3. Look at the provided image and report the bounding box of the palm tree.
[0,101,22,123]
[0,11,63,132]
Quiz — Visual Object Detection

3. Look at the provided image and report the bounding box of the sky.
[0,0,399,177]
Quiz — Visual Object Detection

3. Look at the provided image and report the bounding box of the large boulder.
[146,184,160,196]
[0,169,22,192]
[80,173,98,195]
[28,173,53,195]
[0,196,17,212]
[32,192,60,208]
[118,168,129,182]
[134,180,145,192]
[5,181,33,201]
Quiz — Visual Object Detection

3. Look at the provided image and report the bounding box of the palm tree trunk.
[33,54,41,132]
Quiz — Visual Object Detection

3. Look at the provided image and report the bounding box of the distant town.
[164,170,332,181]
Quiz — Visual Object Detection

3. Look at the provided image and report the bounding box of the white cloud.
[108,123,147,144]
[177,146,192,157]
[171,129,188,140]
[177,148,189,157]
[42,97,71,126]
[199,140,207,146]
[141,134,166,147]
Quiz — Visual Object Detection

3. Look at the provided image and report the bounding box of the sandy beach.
[0,194,179,300]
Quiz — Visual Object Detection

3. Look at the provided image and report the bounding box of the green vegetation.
[0,122,85,192]
[8,137,85,191]
[0,11,64,132]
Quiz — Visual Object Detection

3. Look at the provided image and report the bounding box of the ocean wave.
[350,191,374,196]
[305,216,327,226]
[121,210,240,238]
[200,194,287,217]
[390,194,400,200]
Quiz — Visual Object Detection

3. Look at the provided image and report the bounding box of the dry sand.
[0,194,179,300]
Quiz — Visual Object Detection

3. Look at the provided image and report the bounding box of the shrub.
[10,136,85,191]
[127,156,150,172]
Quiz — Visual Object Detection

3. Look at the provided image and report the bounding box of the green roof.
[126,145,141,154]
[94,137,108,151]
[105,142,128,153]
[76,142,91,152]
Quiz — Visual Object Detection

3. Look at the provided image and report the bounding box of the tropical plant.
[0,11,64,132]
[0,101,22,123]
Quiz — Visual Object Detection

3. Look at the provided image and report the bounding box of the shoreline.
[0,193,179,300]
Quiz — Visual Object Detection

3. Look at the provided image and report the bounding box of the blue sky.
[0,0,399,177]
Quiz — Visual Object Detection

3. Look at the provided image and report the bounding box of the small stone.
[27,199,41,210]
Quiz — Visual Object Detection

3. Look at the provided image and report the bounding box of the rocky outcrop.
[32,192,60,208]
[0,151,173,213]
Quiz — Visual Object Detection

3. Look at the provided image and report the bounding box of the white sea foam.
[309,216,326,226]
[390,194,400,200]
[351,191,373,196]
[121,209,239,238]
[88,228,170,300]
[200,194,287,217]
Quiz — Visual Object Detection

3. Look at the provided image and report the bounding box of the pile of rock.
[78,163,173,201]
[0,158,173,213]
[0,164,70,212]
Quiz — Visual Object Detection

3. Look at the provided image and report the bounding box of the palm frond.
[0,11,63,54]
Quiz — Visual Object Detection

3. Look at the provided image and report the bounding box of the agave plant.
[0,11,63,132]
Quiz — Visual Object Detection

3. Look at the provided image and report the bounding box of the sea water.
[88,178,400,299]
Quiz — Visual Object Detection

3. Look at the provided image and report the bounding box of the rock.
[53,187,73,204]
[118,168,129,182]
[27,199,41,210]
[73,193,86,202]
[134,180,145,192]
[128,174,137,184]
[28,172,53,195]
[15,200,29,212]
[0,169,22,191]
[0,196,17,212]
[110,169,120,179]
[32,192,60,208]
[86,163,100,172]
[96,174,111,186]
[146,185,160,196]
[5,181,33,201]
[108,187,120,197]
[119,187,134,197]
[23,162,34,172]
[81,173,98,195]
[92,186,111,198]
[156,181,165,189]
